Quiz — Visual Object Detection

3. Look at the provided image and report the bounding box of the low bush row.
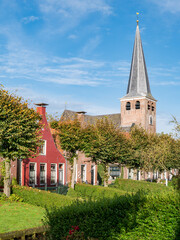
[45,190,179,240]
[12,185,75,208]
[109,178,174,194]
[67,183,126,199]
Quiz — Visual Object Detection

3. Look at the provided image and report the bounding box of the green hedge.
[67,183,127,200]
[12,185,75,208]
[109,178,174,194]
[45,191,179,240]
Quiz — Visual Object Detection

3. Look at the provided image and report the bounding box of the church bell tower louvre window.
[126,102,131,110]
[152,106,154,111]
[135,101,140,109]
[149,115,153,125]
[148,104,150,110]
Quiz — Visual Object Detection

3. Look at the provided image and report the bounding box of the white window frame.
[29,162,37,185]
[40,163,47,185]
[128,168,133,179]
[81,164,86,183]
[51,163,57,185]
[59,163,64,185]
[164,170,166,179]
[39,140,47,155]
[75,164,78,182]
[91,165,96,185]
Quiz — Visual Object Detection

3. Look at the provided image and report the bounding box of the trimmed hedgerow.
[12,185,75,208]
[109,178,174,194]
[67,183,126,200]
[44,190,179,240]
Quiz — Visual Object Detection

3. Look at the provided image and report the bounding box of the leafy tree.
[170,116,180,139]
[0,87,42,197]
[51,118,84,189]
[83,118,130,186]
[129,126,180,176]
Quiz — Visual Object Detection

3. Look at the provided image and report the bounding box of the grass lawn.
[0,200,45,233]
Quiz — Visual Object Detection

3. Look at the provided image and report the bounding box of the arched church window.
[149,116,153,125]
[152,106,154,111]
[126,102,131,110]
[148,104,150,110]
[135,101,140,109]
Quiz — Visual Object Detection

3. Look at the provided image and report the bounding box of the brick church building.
[61,21,175,182]
[0,21,175,187]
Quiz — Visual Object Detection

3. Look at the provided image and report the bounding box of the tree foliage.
[129,126,180,172]
[0,86,42,196]
[0,87,42,160]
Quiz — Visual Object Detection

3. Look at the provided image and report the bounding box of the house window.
[40,164,46,185]
[126,102,131,110]
[51,164,57,184]
[128,168,133,179]
[29,163,36,185]
[39,140,46,155]
[109,166,121,178]
[135,101,140,109]
[149,116,153,125]
[81,165,86,183]
[59,164,64,185]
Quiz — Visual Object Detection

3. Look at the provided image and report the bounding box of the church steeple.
[120,18,157,133]
[125,22,155,101]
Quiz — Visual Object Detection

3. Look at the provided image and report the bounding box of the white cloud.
[68,34,78,39]
[38,0,112,34]
[39,0,112,16]
[22,16,39,24]
[81,36,101,55]
[149,66,180,86]
[0,40,130,87]
[149,0,180,13]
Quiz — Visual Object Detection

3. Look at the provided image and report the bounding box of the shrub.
[45,191,179,240]
[171,175,180,191]
[67,183,126,200]
[12,185,75,208]
[8,193,23,202]
[109,178,174,194]
[0,177,4,187]
[11,177,18,186]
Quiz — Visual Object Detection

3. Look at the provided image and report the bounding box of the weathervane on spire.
[136,12,139,25]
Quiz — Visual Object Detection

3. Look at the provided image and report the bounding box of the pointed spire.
[124,19,155,100]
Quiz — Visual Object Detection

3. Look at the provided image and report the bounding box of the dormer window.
[135,101,140,109]
[126,102,131,110]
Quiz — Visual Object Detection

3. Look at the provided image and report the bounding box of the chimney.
[35,103,48,116]
[76,111,86,125]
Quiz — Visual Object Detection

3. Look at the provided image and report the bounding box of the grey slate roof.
[122,24,156,101]
[60,110,131,132]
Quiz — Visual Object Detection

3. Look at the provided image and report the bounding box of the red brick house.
[18,103,66,187]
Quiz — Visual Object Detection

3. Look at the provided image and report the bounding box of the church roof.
[122,23,156,101]
[60,110,132,132]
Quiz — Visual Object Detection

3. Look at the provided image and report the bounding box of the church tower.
[120,19,157,133]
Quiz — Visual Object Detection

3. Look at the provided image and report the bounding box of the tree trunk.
[71,151,78,189]
[4,159,11,197]
[103,164,109,187]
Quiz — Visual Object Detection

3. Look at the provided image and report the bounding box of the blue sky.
[0,0,180,133]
